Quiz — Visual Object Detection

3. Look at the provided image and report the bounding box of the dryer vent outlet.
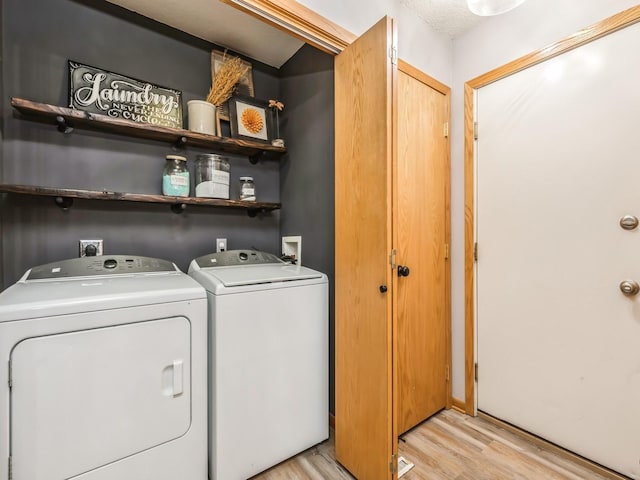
[79,239,104,257]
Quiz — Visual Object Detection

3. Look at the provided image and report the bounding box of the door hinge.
[8,360,11,389]
[473,242,478,262]
[389,46,398,65]
[443,122,449,138]
[474,363,478,382]
[474,121,478,140]
[445,365,450,382]
[444,243,449,260]
[389,249,397,269]
[389,453,398,474]
[8,456,12,480]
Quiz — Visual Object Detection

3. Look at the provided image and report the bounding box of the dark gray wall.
[279,45,335,413]
[1,0,281,287]
[2,0,337,415]
[0,0,4,285]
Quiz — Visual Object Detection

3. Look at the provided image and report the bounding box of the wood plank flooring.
[252,409,624,480]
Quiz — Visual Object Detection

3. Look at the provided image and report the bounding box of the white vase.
[187,100,216,135]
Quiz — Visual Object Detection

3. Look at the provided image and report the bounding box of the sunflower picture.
[241,108,264,134]
[229,95,271,143]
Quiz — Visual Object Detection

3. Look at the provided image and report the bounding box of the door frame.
[464,5,640,415]
[219,0,355,54]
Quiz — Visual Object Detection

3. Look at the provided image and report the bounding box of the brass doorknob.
[620,215,639,230]
[619,280,640,296]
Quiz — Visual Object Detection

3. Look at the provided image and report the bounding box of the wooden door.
[335,16,398,480]
[476,19,640,478]
[396,63,450,435]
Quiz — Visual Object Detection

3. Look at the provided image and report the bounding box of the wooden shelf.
[10,97,286,159]
[0,184,281,215]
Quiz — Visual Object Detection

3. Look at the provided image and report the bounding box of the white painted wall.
[450,0,640,400]
[296,0,453,86]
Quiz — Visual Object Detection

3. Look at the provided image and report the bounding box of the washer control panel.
[26,255,176,280]
[194,250,284,268]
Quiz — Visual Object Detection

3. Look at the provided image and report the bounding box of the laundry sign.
[69,61,182,128]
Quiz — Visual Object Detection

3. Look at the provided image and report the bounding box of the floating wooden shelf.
[0,184,281,216]
[10,97,286,160]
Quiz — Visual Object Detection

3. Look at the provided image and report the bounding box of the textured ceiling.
[399,0,488,38]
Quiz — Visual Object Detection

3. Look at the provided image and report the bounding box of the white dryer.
[0,255,208,480]
[189,250,328,480]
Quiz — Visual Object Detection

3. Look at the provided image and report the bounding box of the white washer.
[0,255,208,480]
[188,250,328,480]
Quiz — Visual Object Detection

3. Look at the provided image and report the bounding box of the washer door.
[10,316,191,480]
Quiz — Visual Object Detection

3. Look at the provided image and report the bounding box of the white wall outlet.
[79,239,104,257]
[216,238,227,253]
[282,235,302,265]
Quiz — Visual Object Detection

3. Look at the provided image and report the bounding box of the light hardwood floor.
[252,409,624,480]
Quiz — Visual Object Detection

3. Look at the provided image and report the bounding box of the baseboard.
[478,412,630,480]
[451,397,466,414]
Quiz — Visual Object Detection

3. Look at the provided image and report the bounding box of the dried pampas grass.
[206,55,249,107]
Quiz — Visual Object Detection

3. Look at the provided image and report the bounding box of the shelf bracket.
[249,151,266,165]
[54,196,74,210]
[56,115,74,134]
[171,203,187,214]
[173,136,188,150]
[247,207,266,218]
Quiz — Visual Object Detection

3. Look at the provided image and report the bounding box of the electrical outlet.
[79,239,104,257]
[216,238,227,253]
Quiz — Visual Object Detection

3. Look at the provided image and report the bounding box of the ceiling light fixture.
[467,0,527,16]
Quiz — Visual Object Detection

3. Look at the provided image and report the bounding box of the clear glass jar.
[162,155,190,197]
[239,176,256,201]
[194,154,230,199]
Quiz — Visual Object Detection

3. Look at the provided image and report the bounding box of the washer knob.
[103,258,117,269]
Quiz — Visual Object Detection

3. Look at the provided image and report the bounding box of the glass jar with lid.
[239,176,256,201]
[194,154,230,199]
[162,155,190,197]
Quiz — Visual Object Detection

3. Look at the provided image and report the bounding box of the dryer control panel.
[26,255,176,280]
[193,250,284,268]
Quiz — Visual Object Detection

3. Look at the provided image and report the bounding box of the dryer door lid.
[10,317,191,480]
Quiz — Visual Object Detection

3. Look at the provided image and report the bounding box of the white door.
[476,21,640,478]
[10,317,191,480]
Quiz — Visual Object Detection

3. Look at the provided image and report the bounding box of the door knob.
[619,280,639,296]
[397,265,410,277]
[379,285,388,293]
[620,215,639,230]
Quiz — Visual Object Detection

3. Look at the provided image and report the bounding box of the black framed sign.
[69,61,182,128]
[228,95,271,144]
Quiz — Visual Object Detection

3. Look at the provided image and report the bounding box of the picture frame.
[229,95,271,143]
[211,50,254,121]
